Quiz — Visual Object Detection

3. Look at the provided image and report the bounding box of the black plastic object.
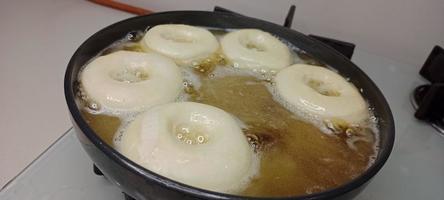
[412,85,430,107]
[419,45,444,83]
[283,5,296,28]
[64,11,394,200]
[95,164,136,200]
[93,164,103,176]
[412,84,444,135]
[412,45,444,134]
[414,83,444,120]
[213,6,240,16]
[124,193,136,200]
[214,5,296,28]
[308,34,355,59]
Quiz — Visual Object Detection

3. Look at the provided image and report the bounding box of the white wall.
[125,0,444,68]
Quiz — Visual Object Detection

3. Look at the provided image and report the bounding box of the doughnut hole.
[109,66,150,83]
[239,34,267,52]
[304,76,341,97]
[173,123,209,145]
[161,31,196,43]
[221,29,291,70]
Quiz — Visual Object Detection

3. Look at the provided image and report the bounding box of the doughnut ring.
[141,24,219,65]
[275,64,368,124]
[80,51,182,111]
[117,102,257,193]
[220,29,292,71]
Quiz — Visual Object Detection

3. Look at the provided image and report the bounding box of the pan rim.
[64,10,395,200]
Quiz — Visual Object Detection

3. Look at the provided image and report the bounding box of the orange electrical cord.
[88,0,153,15]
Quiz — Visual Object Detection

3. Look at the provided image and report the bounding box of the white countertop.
[1,1,443,197]
[0,0,132,188]
[1,48,443,200]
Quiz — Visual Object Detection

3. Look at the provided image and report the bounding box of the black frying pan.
[64,11,395,200]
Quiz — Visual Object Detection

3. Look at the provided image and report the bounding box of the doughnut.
[117,102,257,193]
[220,29,292,71]
[141,24,219,65]
[80,51,182,111]
[275,64,368,124]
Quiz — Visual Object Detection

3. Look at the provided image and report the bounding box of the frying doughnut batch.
[141,24,219,65]
[275,64,369,124]
[220,29,292,70]
[80,51,182,111]
[117,102,258,193]
[79,24,369,193]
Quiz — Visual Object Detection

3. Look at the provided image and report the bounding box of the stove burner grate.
[411,45,444,136]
